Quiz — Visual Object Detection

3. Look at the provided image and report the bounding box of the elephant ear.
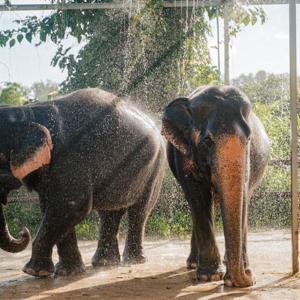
[10,123,53,180]
[162,97,199,156]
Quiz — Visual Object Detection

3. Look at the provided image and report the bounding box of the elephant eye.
[0,153,7,163]
[202,131,214,148]
[246,133,251,143]
[241,105,251,119]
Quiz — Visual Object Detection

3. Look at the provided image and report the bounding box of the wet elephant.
[161,86,270,287]
[0,88,166,277]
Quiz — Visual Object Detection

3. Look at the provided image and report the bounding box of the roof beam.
[0,0,299,11]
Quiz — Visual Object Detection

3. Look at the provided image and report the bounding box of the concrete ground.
[0,230,299,299]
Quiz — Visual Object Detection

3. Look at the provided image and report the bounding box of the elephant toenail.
[211,274,221,281]
[199,274,209,281]
[39,270,51,277]
[224,279,233,287]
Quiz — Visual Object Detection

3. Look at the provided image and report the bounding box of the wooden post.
[289,0,299,275]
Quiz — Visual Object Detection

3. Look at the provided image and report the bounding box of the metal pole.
[0,1,222,11]
[289,0,299,275]
[224,2,230,85]
[216,14,221,81]
[1,1,299,11]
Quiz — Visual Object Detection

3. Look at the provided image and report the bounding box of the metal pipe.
[224,2,230,85]
[0,1,219,11]
[289,0,299,275]
[1,0,300,11]
[0,2,132,11]
[216,14,221,80]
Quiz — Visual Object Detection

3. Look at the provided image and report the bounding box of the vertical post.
[216,14,221,81]
[289,0,299,275]
[224,2,230,85]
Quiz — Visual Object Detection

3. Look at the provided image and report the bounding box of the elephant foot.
[187,260,197,270]
[123,254,147,265]
[197,264,224,282]
[245,268,255,278]
[55,261,86,276]
[223,269,256,287]
[123,246,147,265]
[186,256,197,269]
[92,251,120,267]
[23,257,54,277]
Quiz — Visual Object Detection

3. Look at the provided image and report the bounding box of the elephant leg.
[23,195,91,277]
[242,201,249,269]
[187,229,198,269]
[123,203,147,264]
[92,209,126,267]
[183,178,223,282]
[242,226,252,276]
[242,188,255,281]
[55,229,85,276]
[123,172,162,264]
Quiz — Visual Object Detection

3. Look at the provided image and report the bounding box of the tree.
[232,71,300,160]
[0,0,266,113]
[232,71,290,106]
[0,82,28,105]
[31,81,59,101]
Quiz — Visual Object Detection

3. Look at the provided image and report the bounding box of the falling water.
[0,1,298,298]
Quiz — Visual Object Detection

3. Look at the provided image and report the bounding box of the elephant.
[0,88,166,277]
[161,86,270,287]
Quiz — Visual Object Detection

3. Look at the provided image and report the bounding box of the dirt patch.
[0,231,299,299]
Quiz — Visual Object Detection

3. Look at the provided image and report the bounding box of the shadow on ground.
[0,231,299,299]
[1,266,298,300]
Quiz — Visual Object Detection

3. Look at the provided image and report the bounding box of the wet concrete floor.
[0,230,299,299]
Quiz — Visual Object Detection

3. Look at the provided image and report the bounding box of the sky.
[209,5,299,79]
[0,3,299,86]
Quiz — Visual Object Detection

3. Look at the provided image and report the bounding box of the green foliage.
[226,5,266,36]
[254,100,291,160]
[233,71,300,161]
[5,72,299,239]
[31,81,59,101]
[75,211,99,240]
[2,2,289,239]
[249,195,291,229]
[146,169,191,238]
[0,1,265,114]
[4,202,41,238]
[0,82,28,105]
[232,71,290,105]
[235,72,300,229]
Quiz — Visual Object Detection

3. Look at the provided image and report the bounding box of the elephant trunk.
[0,203,31,253]
[215,134,252,287]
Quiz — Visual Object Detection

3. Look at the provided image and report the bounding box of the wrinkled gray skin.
[0,88,166,277]
[162,86,270,288]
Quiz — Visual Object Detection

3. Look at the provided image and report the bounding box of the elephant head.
[162,86,253,286]
[0,111,53,253]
